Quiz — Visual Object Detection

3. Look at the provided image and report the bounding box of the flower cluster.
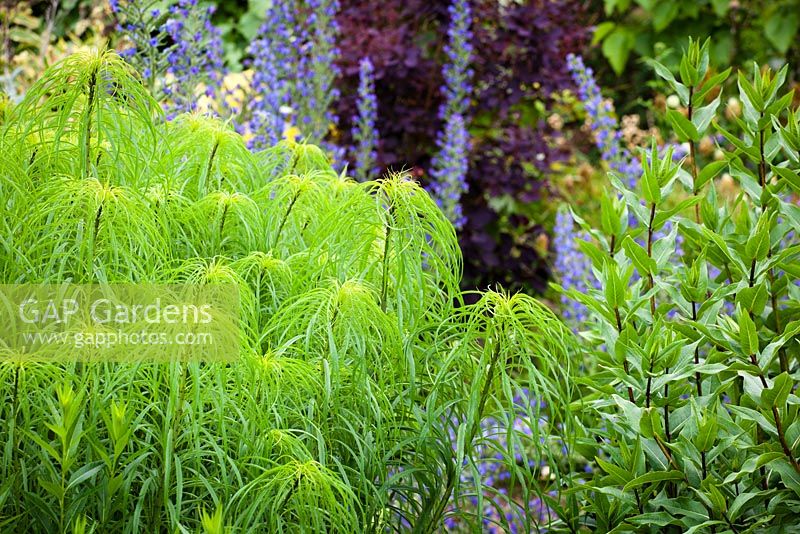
[244,1,296,148]
[110,1,167,87]
[552,208,594,326]
[303,0,342,143]
[439,0,474,119]
[244,0,341,151]
[429,0,473,229]
[161,0,224,118]
[112,0,224,119]
[566,53,640,188]
[352,57,379,181]
[429,113,469,227]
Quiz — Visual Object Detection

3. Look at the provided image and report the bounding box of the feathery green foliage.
[0,50,574,532]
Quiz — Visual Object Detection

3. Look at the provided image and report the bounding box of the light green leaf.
[622,236,656,276]
[738,310,759,356]
[723,452,783,484]
[67,463,104,491]
[667,109,700,142]
[696,160,727,190]
[765,11,799,54]
[691,95,721,135]
[710,0,729,16]
[773,165,800,193]
[761,372,793,408]
[596,456,634,485]
[602,29,634,75]
[651,2,679,31]
[593,21,617,45]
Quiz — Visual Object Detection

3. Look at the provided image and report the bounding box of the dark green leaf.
[623,470,684,491]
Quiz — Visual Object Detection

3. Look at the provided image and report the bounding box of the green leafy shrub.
[594,0,800,75]
[0,49,577,532]
[559,39,800,530]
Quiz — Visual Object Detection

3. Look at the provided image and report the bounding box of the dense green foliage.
[594,0,800,76]
[0,50,577,532]
[560,39,800,531]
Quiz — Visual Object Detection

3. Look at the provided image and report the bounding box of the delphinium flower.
[430,113,469,227]
[245,1,296,149]
[440,0,473,117]
[429,0,473,229]
[110,0,166,91]
[553,207,594,326]
[352,57,379,181]
[245,0,341,153]
[112,0,225,119]
[161,0,225,119]
[566,53,640,189]
[302,0,342,144]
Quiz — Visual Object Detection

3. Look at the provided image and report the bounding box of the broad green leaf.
[704,480,727,514]
[603,262,628,309]
[600,190,621,237]
[641,170,661,205]
[744,217,771,262]
[647,59,690,104]
[67,463,104,491]
[736,284,768,315]
[667,109,700,142]
[596,456,633,485]
[696,160,728,190]
[766,90,795,118]
[773,165,800,193]
[695,415,718,452]
[593,21,617,45]
[38,479,64,501]
[653,196,701,229]
[651,2,679,31]
[761,372,793,408]
[622,236,656,276]
[640,407,662,439]
[765,11,799,54]
[738,310,759,356]
[738,70,764,111]
[710,0,729,16]
[723,452,783,484]
[728,492,763,522]
[694,68,732,103]
[602,29,633,75]
[604,0,631,15]
[728,405,777,435]
[691,95,721,135]
[627,512,676,527]
[772,458,800,493]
